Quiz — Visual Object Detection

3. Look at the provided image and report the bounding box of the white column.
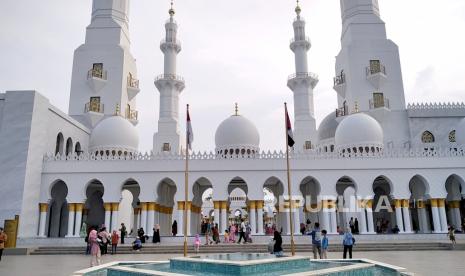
[321,207,330,233]
[186,202,192,236]
[438,199,448,233]
[147,203,155,234]
[154,204,160,226]
[451,204,462,231]
[366,203,375,234]
[430,199,441,233]
[38,203,48,237]
[284,210,291,235]
[293,207,301,235]
[133,208,140,234]
[395,200,404,232]
[329,208,338,234]
[214,201,221,226]
[177,202,184,236]
[401,200,412,233]
[74,204,83,237]
[249,201,257,235]
[111,203,119,233]
[359,208,367,234]
[104,203,111,229]
[257,201,264,235]
[221,202,228,234]
[66,203,75,237]
[418,204,428,233]
[140,203,148,232]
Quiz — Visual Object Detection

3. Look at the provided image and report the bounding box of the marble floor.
[0,250,464,276]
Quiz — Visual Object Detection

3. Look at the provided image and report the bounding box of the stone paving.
[0,250,464,276]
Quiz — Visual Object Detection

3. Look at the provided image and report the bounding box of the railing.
[333,73,346,86]
[366,64,386,76]
[288,72,319,81]
[126,109,138,121]
[87,69,107,80]
[84,102,104,113]
[369,97,390,109]
[335,106,348,117]
[160,38,181,47]
[290,36,310,44]
[127,77,139,89]
[155,74,185,83]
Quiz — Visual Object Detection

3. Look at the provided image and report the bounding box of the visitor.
[305,219,312,233]
[132,237,142,251]
[337,226,343,235]
[229,223,236,243]
[224,230,230,243]
[237,219,247,244]
[349,217,355,234]
[153,224,161,243]
[194,234,201,253]
[205,220,212,245]
[119,223,127,244]
[138,228,146,243]
[321,230,328,259]
[89,228,101,267]
[85,230,91,255]
[342,227,354,259]
[172,220,178,236]
[0,227,7,262]
[111,230,119,255]
[273,230,284,257]
[300,222,306,235]
[448,227,456,245]
[245,222,253,243]
[376,219,382,233]
[98,227,110,255]
[354,218,359,234]
[392,225,400,234]
[307,222,322,259]
[213,224,220,244]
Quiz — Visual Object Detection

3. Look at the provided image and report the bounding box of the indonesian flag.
[285,103,295,147]
[186,105,194,150]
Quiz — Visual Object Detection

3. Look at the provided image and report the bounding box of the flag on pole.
[186,105,194,150]
[285,103,295,147]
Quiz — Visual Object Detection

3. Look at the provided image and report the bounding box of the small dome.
[215,114,260,157]
[335,113,383,154]
[317,112,339,142]
[456,118,465,145]
[90,116,139,155]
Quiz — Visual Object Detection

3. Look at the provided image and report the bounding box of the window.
[55,133,64,155]
[369,60,381,74]
[304,141,312,150]
[421,131,435,143]
[449,130,456,143]
[372,92,385,108]
[92,63,103,78]
[163,143,171,152]
[89,97,101,112]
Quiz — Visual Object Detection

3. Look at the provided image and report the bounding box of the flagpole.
[284,102,296,256]
[183,104,189,257]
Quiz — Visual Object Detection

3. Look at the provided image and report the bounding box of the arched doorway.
[372,176,395,233]
[263,177,286,234]
[119,179,140,236]
[47,180,69,237]
[409,175,431,233]
[336,177,357,233]
[445,175,464,231]
[84,180,105,230]
[300,176,321,232]
[193,177,213,235]
[55,133,64,155]
[156,178,177,236]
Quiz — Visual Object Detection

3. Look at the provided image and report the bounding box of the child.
[448,227,456,244]
[194,234,201,253]
[321,230,328,259]
[224,230,230,243]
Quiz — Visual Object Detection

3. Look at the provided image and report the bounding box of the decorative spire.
[353,101,359,114]
[115,103,120,116]
[234,103,239,116]
[295,0,301,17]
[169,0,175,17]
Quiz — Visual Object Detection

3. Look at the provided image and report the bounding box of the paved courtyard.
[0,250,464,276]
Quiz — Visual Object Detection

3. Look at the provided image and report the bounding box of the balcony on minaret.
[369,94,390,110]
[125,109,138,126]
[366,60,387,90]
[84,101,104,127]
[127,75,140,100]
[154,74,185,92]
[87,68,108,93]
[290,36,311,52]
[160,38,182,53]
[333,72,346,97]
[287,72,318,90]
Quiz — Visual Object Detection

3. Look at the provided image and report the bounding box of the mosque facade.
[1,0,465,245]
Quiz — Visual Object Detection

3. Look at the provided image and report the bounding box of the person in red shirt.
[111,230,119,255]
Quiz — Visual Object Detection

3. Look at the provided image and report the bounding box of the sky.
[1,0,465,152]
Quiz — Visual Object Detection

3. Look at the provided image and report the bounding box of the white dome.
[90,116,139,154]
[335,113,384,153]
[318,112,339,142]
[456,118,465,145]
[215,115,260,156]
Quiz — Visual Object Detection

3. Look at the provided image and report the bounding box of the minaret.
[153,1,185,153]
[68,0,140,128]
[287,1,318,151]
[335,0,410,147]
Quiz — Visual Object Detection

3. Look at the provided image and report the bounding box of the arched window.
[421,131,435,143]
[65,138,73,156]
[75,142,82,155]
[55,133,64,155]
[449,130,456,143]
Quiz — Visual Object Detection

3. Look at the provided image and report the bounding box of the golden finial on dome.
[234,103,239,116]
[295,0,302,16]
[169,0,175,17]
[115,103,120,116]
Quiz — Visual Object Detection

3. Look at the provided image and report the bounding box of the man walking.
[119,223,127,244]
[237,219,247,244]
[307,222,322,259]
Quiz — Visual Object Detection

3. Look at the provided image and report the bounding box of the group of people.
[200,219,253,246]
[86,226,120,266]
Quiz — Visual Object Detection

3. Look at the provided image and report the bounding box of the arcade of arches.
[37,175,465,238]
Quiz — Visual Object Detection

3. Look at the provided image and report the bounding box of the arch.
[409,175,430,199]
[84,179,105,229]
[421,131,435,143]
[75,142,82,155]
[335,176,357,195]
[445,174,465,230]
[119,179,141,235]
[55,133,64,155]
[65,138,73,156]
[156,178,177,235]
[47,180,69,237]
[299,176,321,230]
[371,175,394,196]
[409,175,432,233]
[372,176,394,234]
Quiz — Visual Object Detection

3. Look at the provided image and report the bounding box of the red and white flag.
[186,105,194,150]
[285,103,295,147]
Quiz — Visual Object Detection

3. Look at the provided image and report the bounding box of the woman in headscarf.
[172,220,178,236]
[273,230,283,257]
[152,224,161,243]
[88,228,101,267]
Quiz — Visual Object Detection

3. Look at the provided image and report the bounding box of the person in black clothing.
[354,218,359,234]
[273,230,283,257]
[138,228,146,243]
[120,223,127,244]
[172,221,178,236]
[153,224,161,243]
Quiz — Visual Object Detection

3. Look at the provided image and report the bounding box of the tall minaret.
[287,1,319,151]
[335,0,410,147]
[68,0,140,128]
[153,1,185,153]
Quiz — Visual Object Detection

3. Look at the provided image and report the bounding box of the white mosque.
[1,0,465,246]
